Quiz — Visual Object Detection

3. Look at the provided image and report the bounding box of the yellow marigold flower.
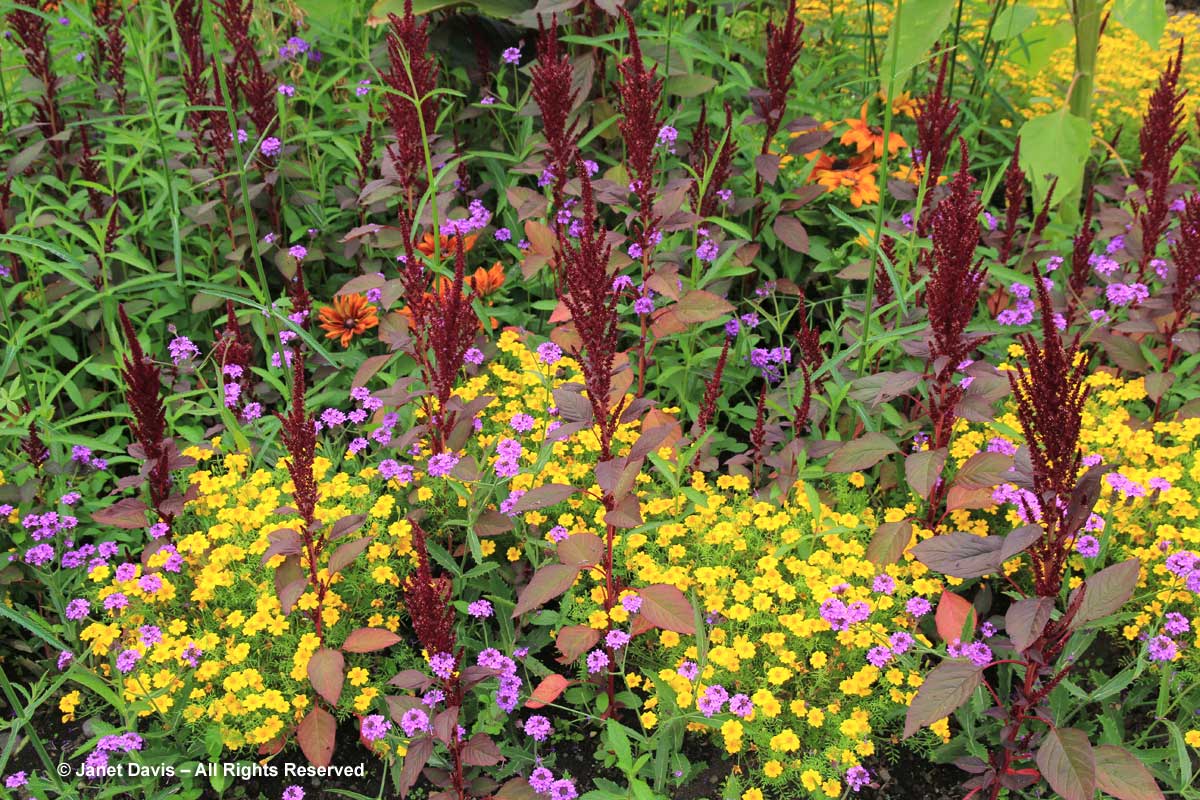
[1186,730,1200,748]
[641,711,657,728]
[741,790,764,800]
[801,770,822,791]
[769,728,800,752]
[347,667,369,687]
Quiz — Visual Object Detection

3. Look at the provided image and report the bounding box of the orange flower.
[813,162,879,208]
[416,233,478,257]
[893,162,948,188]
[318,294,379,347]
[468,262,505,297]
[841,103,907,159]
[881,89,919,119]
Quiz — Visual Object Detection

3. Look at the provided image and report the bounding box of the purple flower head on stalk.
[261,136,282,157]
[5,772,28,789]
[550,779,578,800]
[361,714,391,742]
[283,786,305,800]
[383,1,440,192]
[66,598,90,620]
[168,336,200,365]
[116,649,142,673]
[400,708,430,737]
[677,660,699,680]
[605,630,631,649]
[530,767,555,793]
[1164,612,1190,636]
[468,599,494,618]
[1148,634,1178,662]
[1075,535,1100,558]
[525,715,552,741]
[906,597,932,617]
[621,594,643,614]
[502,46,521,65]
[846,765,871,792]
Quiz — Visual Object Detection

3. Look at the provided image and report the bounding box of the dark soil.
[863,748,965,800]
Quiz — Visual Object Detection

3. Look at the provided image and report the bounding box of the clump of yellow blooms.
[59,332,1200,798]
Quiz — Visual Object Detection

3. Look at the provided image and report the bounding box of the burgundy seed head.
[915,53,961,195]
[1135,40,1186,277]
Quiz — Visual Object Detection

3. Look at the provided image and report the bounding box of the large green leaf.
[1018,106,1091,207]
[1008,21,1073,75]
[1113,0,1167,48]
[879,0,957,92]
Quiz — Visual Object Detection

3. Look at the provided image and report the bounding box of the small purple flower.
[468,599,494,619]
[550,779,578,800]
[464,347,485,365]
[1075,535,1100,558]
[260,137,282,157]
[502,46,521,65]
[510,413,535,433]
[356,80,371,96]
[168,336,200,365]
[846,765,871,792]
[867,645,892,667]
[57,650,74,670]
[1148,635,1177,662]
[361,714,391,742]
[427,453,460,478]
[889,631,914,654]
[548,526,570,543]
[677,660,699,680]
[524,715,552,741]
[728,693,753,717]
[657,125,678,153]
[288,245,308,260]
[605,630,630,649]
[66,598,90,620]
[278,84,296,97]
[5,772,29,789]
[400,708,430,737]
[586,650,609,674]
[696,239,719,262]
[530,767,555,793]
[116,649,142,673]
[1164,612,1190,636]
[872,574,896,595]
[906,597,931,617]
[283,786,305,800]
[430,652,456,680]
[633,294,655,315]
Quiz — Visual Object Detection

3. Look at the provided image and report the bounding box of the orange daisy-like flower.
[813,162,880,208]
[468,261,506,297]
[416,233,478,258]
[841,103,907,159]
[880,89,919,119]
[318,293,379,347]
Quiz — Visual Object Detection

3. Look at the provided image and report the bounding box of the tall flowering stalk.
[1162,193,1200,398]
[914,54,961,227]
[688,102,735,219]
[212,301,255,417]
[7,0,66,179]
[753,0,803,233]
[531,14,580,215]
[275,355,330,642]
[998,137,1026,264]
[105,11,128,113]
[117,305,173,527]
[396,217,481,453]
[383,0,441,201]
[1134,41,1186,280]
[213,0,276,139]
[1008,279,1091,596]
[919,142,985,526]
[172,0,212,161]
[793,296,825,434]
[615,8,664,252]
[555,167,624,461]
[1066,191,1097,321]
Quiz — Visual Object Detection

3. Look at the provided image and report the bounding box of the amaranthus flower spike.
[1135,40,1186,279]
[118,304,172,522]
[383,0,440,196]
[914,54,961,203]
[531,14,580,213]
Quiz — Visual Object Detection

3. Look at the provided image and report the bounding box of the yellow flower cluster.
[79,447,416,750]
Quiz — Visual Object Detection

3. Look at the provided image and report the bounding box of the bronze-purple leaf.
[512,564,579,618]
[1068,558,1141,630]
[511,484,576,513]
[1036,727,1096,800]
[307,647,345,706]
[1094,744,1165,800]
[1005,596,1054,652]
[903,659,982,738]
[866,520,913,566]
[826,432,898,473]
[910,531,1005,578]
